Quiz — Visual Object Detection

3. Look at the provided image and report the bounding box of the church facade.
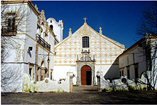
[1,1,126,92]
[53,21,125,85]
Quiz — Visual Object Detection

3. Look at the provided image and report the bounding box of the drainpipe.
[34,36,38,82]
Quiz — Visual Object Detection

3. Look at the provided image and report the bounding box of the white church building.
[53,21,125,85]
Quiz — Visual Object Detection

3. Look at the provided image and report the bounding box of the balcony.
[36,34,51,51]
[1,26,17,36]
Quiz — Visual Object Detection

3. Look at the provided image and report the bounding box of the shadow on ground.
[1,86,157,104]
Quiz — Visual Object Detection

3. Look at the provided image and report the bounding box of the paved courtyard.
[2,86,157,104]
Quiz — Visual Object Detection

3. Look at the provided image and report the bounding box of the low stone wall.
[22,72,74,93]
[35,77,71,92]
[99,75,111,90]
[98,76,148,91]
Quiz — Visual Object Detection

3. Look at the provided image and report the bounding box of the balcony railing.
[36,34,51,51]
[2,26,17,36]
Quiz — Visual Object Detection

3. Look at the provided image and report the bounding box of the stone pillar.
[92,63,96,85]
[78,65,81,86]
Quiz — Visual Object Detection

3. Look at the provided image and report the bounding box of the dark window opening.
[82,36,89,48]
[29,68,32,77]
[50,73,52,80]
[28,47,33,57]
[135,63,138,82]
[127,66,130,79]
[2,13,17,36]
[50,25,53,30]
[36,75,38,81]
[54,40,58,45]
[7,16,15,32]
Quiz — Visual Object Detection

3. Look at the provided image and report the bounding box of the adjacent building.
[1,1,60,92]
[119,35,157,89]
[1,1,39,92]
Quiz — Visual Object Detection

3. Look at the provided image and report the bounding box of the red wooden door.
[81,65,91,85]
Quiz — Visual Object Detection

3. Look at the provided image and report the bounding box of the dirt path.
[2,87,157,104]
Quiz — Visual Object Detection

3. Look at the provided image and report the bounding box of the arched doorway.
[81,65,92,85]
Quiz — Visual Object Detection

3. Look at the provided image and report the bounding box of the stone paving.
[2,86,157,104]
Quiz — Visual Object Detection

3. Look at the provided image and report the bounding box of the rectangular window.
[50,74,52,80]
[8,17,15,32]
[36,75,38,81]
[135,63,138,80]
[82,36,89,48]
[29,68,32,77]
[2,13,17,36]
[127,66,130,79]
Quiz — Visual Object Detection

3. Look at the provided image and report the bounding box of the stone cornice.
[2,1,40,16]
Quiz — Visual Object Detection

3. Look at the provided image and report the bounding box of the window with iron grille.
[7,16,15,32]
[2,13,17,36]
[82,36,89,48]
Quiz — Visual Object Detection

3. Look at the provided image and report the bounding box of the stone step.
[72,85,99,93]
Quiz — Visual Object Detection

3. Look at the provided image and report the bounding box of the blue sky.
[33,1,155,48]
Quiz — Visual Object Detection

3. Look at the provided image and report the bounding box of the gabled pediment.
[55,22,125,49]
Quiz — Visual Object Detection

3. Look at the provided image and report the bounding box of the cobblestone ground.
[2,86,157,104]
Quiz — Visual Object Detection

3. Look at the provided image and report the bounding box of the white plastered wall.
[1,3,38,92]
[53,66,77,85]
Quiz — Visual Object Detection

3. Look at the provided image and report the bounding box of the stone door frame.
[76,61,95,86]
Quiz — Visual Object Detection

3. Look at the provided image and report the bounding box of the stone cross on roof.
[69,28,72,36]
[99,27,102,34]
[83,17,87,23]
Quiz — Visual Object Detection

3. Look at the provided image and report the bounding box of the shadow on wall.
[104,58,120,80]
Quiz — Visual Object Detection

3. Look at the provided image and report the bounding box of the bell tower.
[47,18,64,42]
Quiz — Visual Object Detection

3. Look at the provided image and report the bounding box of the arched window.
[50,25,53,30]
[82,36,89,48]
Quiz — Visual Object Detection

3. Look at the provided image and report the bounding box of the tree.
[141,35,157,90]
[138,2,157,90]
[138,2,157,36]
